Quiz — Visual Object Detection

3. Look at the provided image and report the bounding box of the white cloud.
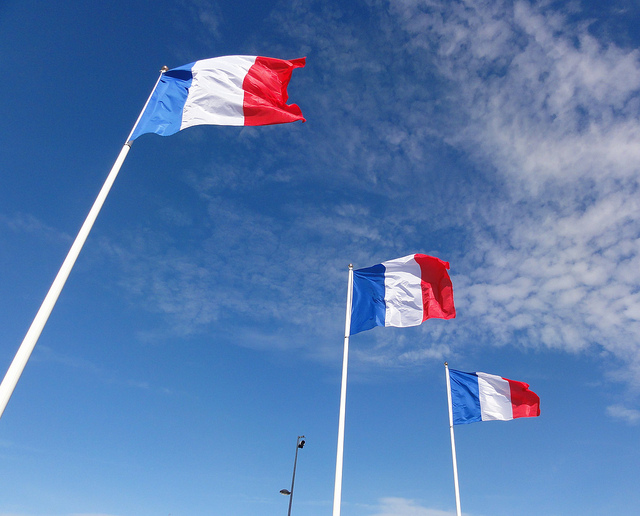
[0,212,72,245]
[390,0,640,188]
[607,404,640,424]
[369,497,458,516]
[178,0,223,40]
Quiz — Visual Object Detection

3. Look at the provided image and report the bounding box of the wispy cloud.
[607,403,640,424]
[176,0,223,41]
[33,345,167,395]
[405,0,640,188]
[369,497,459,516]
[0,212,72,245]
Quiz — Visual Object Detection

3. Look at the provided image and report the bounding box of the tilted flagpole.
[332,264,354,516]
[445,362,462,516]
[0,66,169,421]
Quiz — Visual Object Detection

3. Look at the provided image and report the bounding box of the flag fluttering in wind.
[448,368,541,425]
[334,254,455,516]
[0,55,306,422]
[444,364,540,516]
[350,253,455,335]
[130,55,306,140]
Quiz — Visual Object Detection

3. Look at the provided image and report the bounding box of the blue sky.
[2,0,640,515]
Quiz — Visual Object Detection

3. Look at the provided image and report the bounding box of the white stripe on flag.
[383,255,423,327]
[181,56,256,129]
[477,372,513,421]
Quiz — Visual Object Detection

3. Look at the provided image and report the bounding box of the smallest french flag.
[449,368,540,425]
[350,254,455,335]
[130,55,305,140]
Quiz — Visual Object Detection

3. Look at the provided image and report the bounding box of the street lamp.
[280,435,305,516]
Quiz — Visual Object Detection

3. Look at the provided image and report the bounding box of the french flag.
[448,369,541,425]
[130,55,305,140]
[350,254,455,335]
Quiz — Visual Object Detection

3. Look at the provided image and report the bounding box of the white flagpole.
[332,264,354,516]
[0,67,168,421]
[445,362,462,516]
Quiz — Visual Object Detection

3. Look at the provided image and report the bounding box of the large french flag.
[130,56,305,140]
[350,254,455,335]
[449,369,541,425]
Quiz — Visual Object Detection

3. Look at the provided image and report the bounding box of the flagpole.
[0,67,168,421]
[332,264,354,516]
[445,362,462,516]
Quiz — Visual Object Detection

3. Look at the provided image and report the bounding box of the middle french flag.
[350,254,456,335]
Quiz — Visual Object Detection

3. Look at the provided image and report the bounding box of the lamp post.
[280,435,305,516]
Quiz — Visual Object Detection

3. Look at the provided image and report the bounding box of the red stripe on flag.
[242,56,306,126]
[506,378,541,419]
[414,254,456,322]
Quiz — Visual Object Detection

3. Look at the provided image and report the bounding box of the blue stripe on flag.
[449,369,482,425]
[350,263,386,335]
[130,64,194,140]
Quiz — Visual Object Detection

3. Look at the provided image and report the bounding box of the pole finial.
[160,65,169,73]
